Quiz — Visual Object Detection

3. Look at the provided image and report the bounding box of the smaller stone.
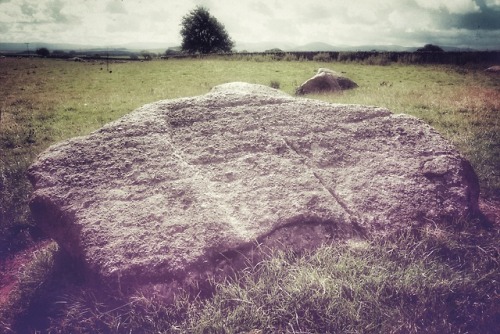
[296,68,358,95]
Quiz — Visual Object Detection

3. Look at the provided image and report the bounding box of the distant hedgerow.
[269,80,280,89]
[312,53,332,62]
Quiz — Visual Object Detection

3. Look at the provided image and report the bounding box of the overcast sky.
[1,0,499,50]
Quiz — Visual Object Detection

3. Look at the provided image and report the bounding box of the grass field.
[0,57,499,332]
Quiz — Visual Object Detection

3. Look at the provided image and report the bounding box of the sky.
[0,0,499,50]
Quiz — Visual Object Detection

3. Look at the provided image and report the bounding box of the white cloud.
[45,0,74,23]
[484,0,500,9]
[346,4,378,23]
[20,2,37,16]
[414,0,480,14]
[0,0,497,49]
[249,1,273,16]
[106,0,127,15]
[0,3,22,24]
[388,8,432,31]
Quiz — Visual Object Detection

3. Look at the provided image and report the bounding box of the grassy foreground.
[0,57,499,332]
[7,222,499,333]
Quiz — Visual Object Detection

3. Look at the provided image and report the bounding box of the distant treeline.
[174,51,500,65]
[1,49,153,61]
[325,51,499,65]
[3,50,499,65]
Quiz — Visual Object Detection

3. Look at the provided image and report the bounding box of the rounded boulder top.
[210,82,290,97]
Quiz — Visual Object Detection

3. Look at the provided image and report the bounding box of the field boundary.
[2,50,499,65]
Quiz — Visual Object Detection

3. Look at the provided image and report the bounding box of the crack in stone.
[311,171,366,236]
[282,138,366,235]
[164,103,368,243]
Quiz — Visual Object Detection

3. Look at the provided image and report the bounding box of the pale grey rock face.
[485,65,500,73]
[296,69,358,95]
[28,82,479,291]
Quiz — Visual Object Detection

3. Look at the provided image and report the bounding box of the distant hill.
[110,42,172,53]
[440,46,477,52]
[235,41,297,53]
[0,42,103,52]
[288,42,418,52]
[0,42,173,54]
[238,41,420,52]
[288,42,336,52]
[237,41,485,53]
[0,41,489,54]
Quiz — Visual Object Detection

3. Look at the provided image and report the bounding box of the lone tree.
[180,6,234,54]
[417,44,444,52]
[35,47,50,57]
[140,50,153,60]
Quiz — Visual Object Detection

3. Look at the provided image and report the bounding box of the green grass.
[180,225,498,333]
[35,222,498,333]
[0,242,59,332]
[0,57,499,332]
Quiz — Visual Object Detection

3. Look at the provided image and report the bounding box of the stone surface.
[485,65,500,73]
[28,82,479,290]
[296,68,358,95]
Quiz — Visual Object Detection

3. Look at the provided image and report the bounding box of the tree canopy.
[180,6,234,54]
[417,44,444,52]
[35,47,50,57]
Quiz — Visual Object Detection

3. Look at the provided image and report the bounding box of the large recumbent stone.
[28,82,479,289]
